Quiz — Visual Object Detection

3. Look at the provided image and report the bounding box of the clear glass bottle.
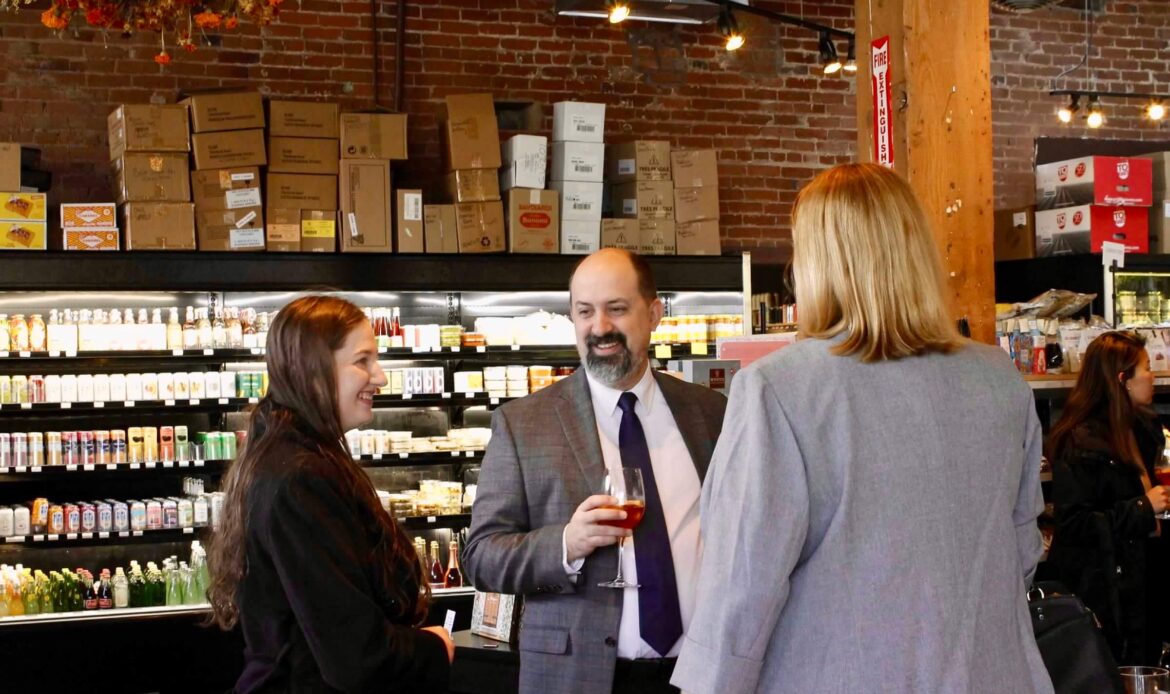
[226,307,243,348]
[211,308,227,349]
[197,309,213,349]
[166,307,182,350]
[112,567,129,609]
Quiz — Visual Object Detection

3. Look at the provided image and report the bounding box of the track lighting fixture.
[1086,95,1104,129]
[843,39,856,73]
[819,32,841,75]
[606,0,629,24]
[718,4,744,51]
[1051,89,1170,126]
[1057,94,1079,124]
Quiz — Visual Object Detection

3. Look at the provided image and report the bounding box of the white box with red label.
[1035,156,1152,208]
[1035,204,1149,256]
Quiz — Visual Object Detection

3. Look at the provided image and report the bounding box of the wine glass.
[1155,456,1170,521]
[597,467,646,589]
[1118,665,1169,694]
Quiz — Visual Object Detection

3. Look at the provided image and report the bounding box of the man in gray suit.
[463,249,727,694]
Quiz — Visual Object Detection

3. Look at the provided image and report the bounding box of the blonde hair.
[792,163,962,362]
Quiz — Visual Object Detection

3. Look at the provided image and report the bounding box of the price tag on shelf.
[372,453,383,460]
[654,344,672,360]
[32,534,43,542]
[476,346,486,353]
[13,466,25,473]
[130,463,141,470]
[30,466,40,473]
[67,533,78,540]
[490,397,500,405]
[49,351,60,358]
[65,465,77,471]
[83,464,95,471]
[398,452,408,459]
[441,392,452,399]
[250,348,262,355]
[203,348,214,356]
[5,536,24,543]
[195,460,205,468]
[93,401,105,408]
[145,462,156,469]
[18,350,30,358]
[81,532,93,539]
[98,532,109,539]
[65,350,77,358]
[0,468,7,475]
[248,397,259,404]
[123,400,136,408]
[450,347,460,353]
[189,399,200,405]
[218,398,228,404]
[179,461,190,468]
[61,402,71,409]
[117,532,128,538]
[465,451,476,458]
[427,516,437,524]
[163,462,174,468]
[132,530,143,537]
[511,344,521,351]
[106,464,117,471]
[183,527,194,534]
[164,399,175,406]
[19,403,31,410]
[402,393,412,400]
[172,349,184,356]
[690,342,708,356]
[450,451,460,457]
[444,610,456,635]
[411,346,427,353]
[0,351,7,358]
[47,534,59,541]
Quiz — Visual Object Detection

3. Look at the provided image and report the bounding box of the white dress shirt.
[562,365,702,659]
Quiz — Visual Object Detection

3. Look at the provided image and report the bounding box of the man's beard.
[584,331,637,387]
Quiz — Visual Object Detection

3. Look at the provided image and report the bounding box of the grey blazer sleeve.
[671,366,809,694]
[1016,390,1046,588]
[462,406,579,597]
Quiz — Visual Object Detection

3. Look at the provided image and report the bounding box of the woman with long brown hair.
[207,295,453,693]
[1048,330,1170,666]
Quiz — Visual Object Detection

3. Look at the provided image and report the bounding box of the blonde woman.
[671,164,1053,694]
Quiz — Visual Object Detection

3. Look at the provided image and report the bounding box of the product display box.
[446,169,501,203]
[340,113,408,160]
[113,153,191,203]
[561,219,600,255]
[424,204,459,254]
[505,188,558,254]
[267,137,340,175]
[993,206,1035,261]
[613,181,674,219]
[268,101,340,139]
[551,142,605,183]
[122,202,196,250]
[396,189,425,253]
[639,219,675,255]
[676,219,721,255]
[673,186,719,223]
[441,94,502,171]
[0,192,47,250]
[0,142,20,191]
[552,101,605,143]
[107,104,190,160]
[63,229,119,251]
[195,207,265,252]
[266,173,338,212]
[1035,204,1149,256]
[1035,155,1152,208]
[607,141,671,183]
[182,91,265,133]
[191,129,266,171]
[455,200,505,253]
[550,180,603,221]
[2,192,46,221]
[61,203,117,230]
[501,135,547,191]
[601,218,639,251]
[670,150,719,188]
[266,209,338,253]
[666,359,740,395]
[191,167,262,211]
[340,159,393,253]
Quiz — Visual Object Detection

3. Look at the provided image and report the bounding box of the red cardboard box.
[1035,204,1149,256]
[1035,156,1152,208]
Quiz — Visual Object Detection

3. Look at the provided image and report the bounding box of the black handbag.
[1028,581,1125,694]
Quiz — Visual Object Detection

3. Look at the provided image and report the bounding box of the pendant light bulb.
[1057,94,1079,124]
[1086,95,1104,129]
[718,5,744,52]
[843,39,857,73]
[607,1,630,24]
[1148,101,1166,121]
[819,32,841,76]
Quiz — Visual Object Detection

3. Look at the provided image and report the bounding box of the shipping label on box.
[182,92,264,133]
[1,192,47,221]
[993,206,1035,261]
[114,153,191,203]
[0,221,46,250]
[340,159,393,253]
[424,204,459,254]
[123,202,196,250]
[196,207,265,251]
[396,189,425,253]
[607,141,672,182]
[676,219,721,255]
[601,218,639,251]
[551,141,604,183]
[1035,204,1149,256]
[671,150,719,188]
[268,101,340,138]
[340,113,408,160]
[0,143,19,192]
[266,208,302,252]
[63,229,119,251]
[107,104,190,160]
[301,210,338,253]
[1035,156,1153,208]
[561,220,600,255]
[614,181,674,219]
[674,186,719,223]
[446,169,501,203]
[61,203,117,230]
[639,219,675,255]
[551,180,603,221]
[502,135,547,190]
[441,94,502,171]
[191,167,261,210]
[455,200,505,253]
[266,173,339,212]
[267,137,340,175]
[552,101,605,143]
[506,188,559,254]
[192,129,266,170]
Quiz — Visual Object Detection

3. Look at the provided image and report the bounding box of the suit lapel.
[555,370,607,493]
[654,371,714,482]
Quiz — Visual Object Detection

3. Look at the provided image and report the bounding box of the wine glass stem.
[615,537,626,583]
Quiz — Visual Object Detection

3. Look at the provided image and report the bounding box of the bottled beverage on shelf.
[1030,320,1047,375]
[211,308,227,349]
[226,308,243,349]
[444,540,463,588]
[196,309,213,349]
[182,307,197,349]
[166,308,182,351]
[97,568,113,609]
[428,540,444,588]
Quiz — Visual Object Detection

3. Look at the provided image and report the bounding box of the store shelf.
[373,394,517,408]
[433,586,475,598]
[0,348,265,364]
[1025,372,1170,393]
[397,514,471,531]
[0,397,259,415]
[0,603,210,627]
[4,526,203,548]
[0,459,225,479]
[354,451,484,468]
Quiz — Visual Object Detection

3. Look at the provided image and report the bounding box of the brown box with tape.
[195,207,265,252]
[108,105,190,160]
[340,113,408,160]
[340,159,393,253]
[123,202,196,250]
[505,188,558,254]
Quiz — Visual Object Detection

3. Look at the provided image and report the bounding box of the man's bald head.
[568,248,657,302]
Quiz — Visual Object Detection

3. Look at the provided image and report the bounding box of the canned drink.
[146,500,162,530]
[12,433,27,467]
[129,501,146,531]
[28,375,45,403]
[220,371,236,398]
[0,432,10,467]
[159,426,175,463]
[12,375,28,403]
[97,502,112,532]
[142,427,158,463]
[110,430,126,465]
[174,426,189,461]
[203,431,222,462]
[221,431,237,461]
[47,504,64,534]
[127,427,144,464]
[235,372,249,399]
[31,497,48,532]
[163,499,178,529]
[27,432,43,467]
[44,374,60,403]
[80,503,96,532]
[95,431,110,465]
[261,370,269,396]
[112,501,129,532]
[79,430,96,466]
[64,503,80,533]
[0,375,10,404]
[45,432,61,466]
[62,431,79,466]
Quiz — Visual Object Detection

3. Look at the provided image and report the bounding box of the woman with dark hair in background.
[207,295,453,693]
[1048,331,1170,666]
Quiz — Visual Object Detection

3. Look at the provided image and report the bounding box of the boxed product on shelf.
[424,204,459,253]
[194,208,265,252]
[440,93,502,171]
[122,202,196,250]
[551,141,605,183]
[63,229,119,251]
[676,219,721,255]
[1034,204,1149,256]
[300,210,338,253]
[1035,155,1152,209]
[0,192,47,250]
[190,167,262,210]
[267,137,341,175]
[107,104,190,160]
[61,203,119,252]
[505,188,559,253]
[673,185,719,223]
[670,150,719,188]
[191,129,266,170]
[993,206,1035,261]
[0,142,19,191]
[550,180,603,221]
[501,135,547,190]
[396,189,425,253]
[562,219,600,255]
[606,140,671,183]
[601,218,639,251]
[665,359,739,395]
[552,101,605,143]
[455,200,505,253]
[340,112,408,160]
[639,219,675,255]
[268,100,340,139]
[340,159,393,253]
[265,208,301,252]
[181,91,265,133]
[613,180,674,219]
[1141,151,1170,196]
[266,173,339,211]
[1148,201,1170,254]
[113,152,191,203]
[446,169,501,203]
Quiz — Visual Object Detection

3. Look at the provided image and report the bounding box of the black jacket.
[234,431,449,693]
[1048,413,1166,665]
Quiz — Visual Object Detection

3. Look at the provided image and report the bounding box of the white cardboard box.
[550,180,604,221]
[501,135,547,190]
[552,101,605,143]
[551,142,605,183]
[561,219,600,255]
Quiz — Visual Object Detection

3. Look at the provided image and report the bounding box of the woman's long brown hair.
[207,295,429,629]
[1048,331,1151,481]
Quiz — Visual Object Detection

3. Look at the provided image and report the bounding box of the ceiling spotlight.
[1086,95,1104,128]
[843,39,856,73]
[1148,101,1166,121]
[607,0,630,24]
[1056,94,1080,124]
[819,32,841,75]
[718,5,744,51]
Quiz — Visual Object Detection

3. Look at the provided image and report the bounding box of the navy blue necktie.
[617,391,683,656]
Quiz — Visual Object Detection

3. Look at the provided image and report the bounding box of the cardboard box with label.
[505,188,559,254]
[0,192,48,250]
[340,113,408,160]
[613,181,674,220]
[61,203,117,230]
[552,101,605,143]
[114,153,191,203]
[424,205,459,254]
[195,207,265,251]
[63,229,119,251]
[673,186,719,223]
[123,202,196,250]
[993,206,1035,261]
[182,92,265,133]
[455,200,505,253]
[446,169,501,203]
[265,208,301,252]
[396,189,425,253]
[550,180,603,221]
[268,101,340,139]
[191,167,261,210]
[502,135,547,190]
[192,129,266,170]
[1035,204,1149,256]
[670,150,719,188]
[0,143,19,192]
[551,142,605,183]
[266,173,339,212]
[639,219,675,255]
[340,159,393,253]
[601,219,639,251]
[561,220,600,255]
[302,210,339,253]
[607,141,671,183]
[268,137,341,175]
[1035,156,1153,208]
[108,104,190,160]
[676,219,721,255]
[1,192,46,222]
[441,94,502,171]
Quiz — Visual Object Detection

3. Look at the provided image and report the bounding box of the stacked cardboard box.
[339,112,416,253]
[61,204,119,251]
[1141,152,1170,254]
[108,104,195,250]
[0,192,47,250]
[551,102,605,254]
[608,140,673,255]
[1034,156,1152,257]
[266,100,339,252]
[0,143,20,192]
[672,150,722,255]
[440,94,504,253]
[503,135,557,253]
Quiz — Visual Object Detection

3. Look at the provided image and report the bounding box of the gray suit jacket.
[463,368,727,694]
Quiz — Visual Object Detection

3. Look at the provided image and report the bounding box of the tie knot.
[618,391,638,414]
